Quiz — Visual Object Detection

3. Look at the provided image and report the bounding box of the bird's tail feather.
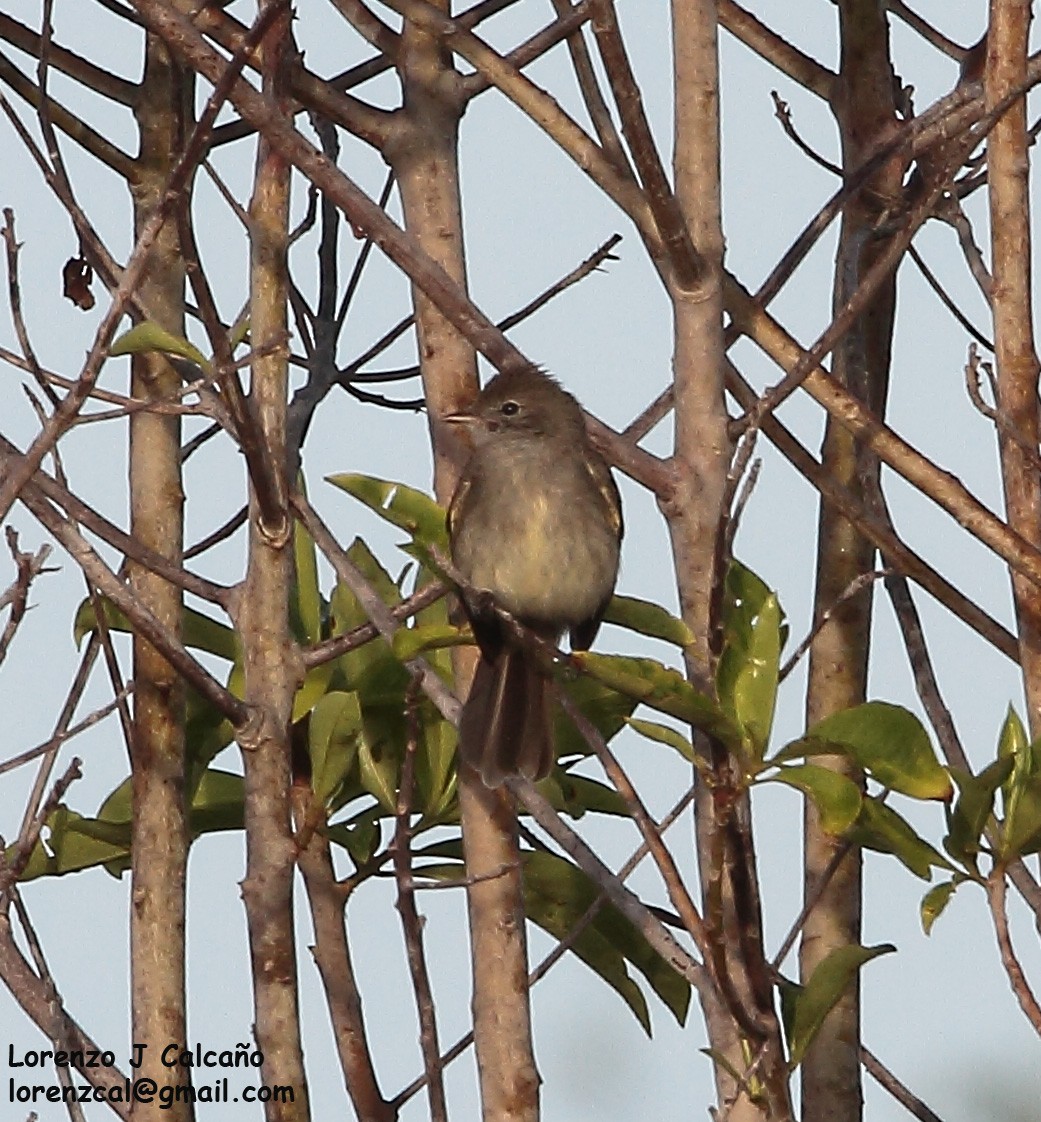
[459,649,553,787]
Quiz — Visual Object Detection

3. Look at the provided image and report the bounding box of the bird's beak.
[442,408,476,428]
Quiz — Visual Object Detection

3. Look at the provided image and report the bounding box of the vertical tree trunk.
[802,5,900,1120]
[390,10,540,1117]
[238,6,310,1120]
[986,0,1041,735]
[128,34,192,1122]
[671,2,790,1117]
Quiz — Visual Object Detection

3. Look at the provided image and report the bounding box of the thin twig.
[291,492,459,721]
[861,1046,945,1122]
[907,242,992,351]
[0,529,53,665]
[1,757,83,892]
[390,783,698,1109]
[779,569,892,682]
[944,199,993,298]
[547,0,631,173]
[0,686,132,778]
[987,872,1041,1036]
[771,91,842,176]
[303,581,446,669]
[884,1,966,61]
[393,677,448,1122]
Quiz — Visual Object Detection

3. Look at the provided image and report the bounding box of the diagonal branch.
[718,0,836,99]
[0,13,138,103]
[0,48,134,177]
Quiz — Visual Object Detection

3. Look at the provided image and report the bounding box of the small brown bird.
[445,369,623,787]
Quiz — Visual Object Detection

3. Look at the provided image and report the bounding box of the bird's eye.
[500,400,520,416]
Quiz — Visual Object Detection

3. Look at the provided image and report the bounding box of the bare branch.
[0,13,138,103]
[719,0,835,100]
[987,871,1041,1035]
[861,1046,945,1122]
[0,528,53,665]
[0,50,135,177]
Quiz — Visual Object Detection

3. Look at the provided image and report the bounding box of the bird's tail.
[459,648,554,788]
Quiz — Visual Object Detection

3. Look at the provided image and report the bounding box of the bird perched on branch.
[446,368,623,787]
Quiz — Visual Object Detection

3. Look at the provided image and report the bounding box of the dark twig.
[0,529,53,665]
[718,0,834,98]
[623,384,673,443]
[0,8,286,526]
[11,472,247,725]
[1,210,58,409]
[987,872,1041,1036]
[861,1046,945,1122]
[303,581,446,669]
[337,232,622,389]
[0,687,132,778]
[0,437,230,607]
[184,507,249,561]
[291,492,459,721]
[907,242,992,351]
[944,199,993,298]
[459,1,595,103]
[6,892,88,1122]
[779,569,892,682]
[391,782,697,1108]
[589,0,702,287]
[884,1,966,61]
[1,757,83,892]
[393,678,448,1122]
[964,344,1041,474]
[724,357,1017,661]
[509,777,708,992]
[772,839,855,971]
[548,0,630,172]
[771,91,842,176]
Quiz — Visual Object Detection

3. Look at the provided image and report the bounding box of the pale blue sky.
[2,3,1039,1119]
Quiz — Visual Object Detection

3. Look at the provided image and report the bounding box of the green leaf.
[9,804,131,881]
[782,944,895,1067]
[539,771,630,819]
[229,315,251,350]
[997,705,1030,803]
[356,726,400,814]
[767,764,862,834]
[850,797,951,880]
[717,564,782,761]
[626,718,696,763]
[602,595,694,648]
[185,686,235,794]
[309,691,363,803]
[920,879,959,935]
[392,622,469,662]
[412,704,458,822]
[555,669,640,762]
[330,540,408,698]
[330,539,400,635]
[995,706,1041,859]
[328,473,448,549]
[292,495,323,646]
[74,597,237,662]
[945,757,1013,869]
[419,844,690,1034]
[189,769,245,836]
[291,661,336,724]
[109,321,209,368]
[1001,775,1041,858]
[778,702,952,801]
[325,807,383,870]
[573,653,743,753]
